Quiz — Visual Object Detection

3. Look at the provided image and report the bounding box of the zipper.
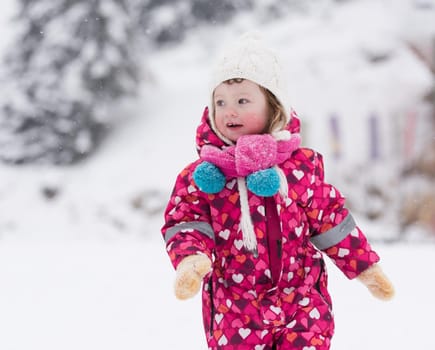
[277,239,282,258]
[264,197,283,285]
[208,277,214,336]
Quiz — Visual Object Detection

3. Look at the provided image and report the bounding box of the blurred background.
[0,0,433,242]
[0,1,434,350]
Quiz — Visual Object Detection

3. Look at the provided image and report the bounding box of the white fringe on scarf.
[237,177,257,252]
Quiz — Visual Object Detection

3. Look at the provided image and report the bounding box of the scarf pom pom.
[246,168,280,197]
[193,161,226,193]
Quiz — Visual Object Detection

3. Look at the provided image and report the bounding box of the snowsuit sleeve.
[161,162,215,270]
[302,151,380,279]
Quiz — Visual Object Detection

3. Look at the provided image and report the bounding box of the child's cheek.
[244,113,268,130]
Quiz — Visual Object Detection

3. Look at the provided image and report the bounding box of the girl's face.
[213,79,270,142]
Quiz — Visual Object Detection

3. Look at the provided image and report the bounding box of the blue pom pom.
[247,168,280,197]
[193,162,226,194]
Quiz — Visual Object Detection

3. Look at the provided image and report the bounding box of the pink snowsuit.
[162,108,380,349]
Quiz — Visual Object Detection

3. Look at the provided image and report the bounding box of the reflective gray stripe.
[310,214,356,250]
[164,221,215,243]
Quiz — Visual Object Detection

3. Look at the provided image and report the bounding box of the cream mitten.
[174,254,212,300]
[358,264,395,301]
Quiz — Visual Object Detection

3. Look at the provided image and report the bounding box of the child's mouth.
[227,122,242,128]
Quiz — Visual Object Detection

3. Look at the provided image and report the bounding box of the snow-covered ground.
[0,237,433,349]
[0,0,434,349]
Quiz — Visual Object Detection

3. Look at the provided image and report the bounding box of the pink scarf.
[199,132,301,178]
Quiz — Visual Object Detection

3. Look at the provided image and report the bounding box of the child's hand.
[174,254,212,300]
[358,264,395,301]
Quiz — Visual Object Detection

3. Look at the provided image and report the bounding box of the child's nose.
[225,105,238,118]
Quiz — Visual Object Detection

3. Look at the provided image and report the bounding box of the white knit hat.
[209,31,291,136]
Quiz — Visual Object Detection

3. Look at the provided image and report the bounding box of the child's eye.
[238,98,249,104]
[215,100,225,107]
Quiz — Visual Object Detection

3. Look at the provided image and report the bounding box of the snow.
[0,238,433,349]
[0,0,434,349]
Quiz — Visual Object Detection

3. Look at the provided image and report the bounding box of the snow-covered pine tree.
[134,0,338,47]
[0,0,140,164]
[135,0,254,45]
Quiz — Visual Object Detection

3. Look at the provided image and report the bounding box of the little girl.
[161,33,394,350]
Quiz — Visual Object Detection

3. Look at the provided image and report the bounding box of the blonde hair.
[212,79,287,134]
[260,86,287,133]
